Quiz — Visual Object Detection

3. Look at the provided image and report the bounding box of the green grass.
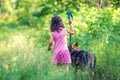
[0,26,120,80]
[0,7,120,80]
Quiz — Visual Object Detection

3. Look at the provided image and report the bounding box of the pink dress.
[52,28,71,64]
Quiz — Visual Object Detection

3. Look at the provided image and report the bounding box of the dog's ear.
[68,43,72,52]
[74,42,78,47]
[70,43,72,48]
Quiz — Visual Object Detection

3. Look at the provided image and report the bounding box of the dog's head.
[69,42,80,52]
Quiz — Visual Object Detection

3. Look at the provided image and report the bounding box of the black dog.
[69,42,96,77]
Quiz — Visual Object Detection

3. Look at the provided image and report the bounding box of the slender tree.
[98,0,102,9]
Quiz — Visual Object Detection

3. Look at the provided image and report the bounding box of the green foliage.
[111,0,120,8]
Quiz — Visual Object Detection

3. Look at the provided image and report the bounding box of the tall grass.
[0,26,119,80]
[0,7,120,80]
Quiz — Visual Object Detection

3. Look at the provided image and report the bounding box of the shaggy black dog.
[69,42,96,77]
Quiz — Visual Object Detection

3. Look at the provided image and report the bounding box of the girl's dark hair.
[51,16,64,32]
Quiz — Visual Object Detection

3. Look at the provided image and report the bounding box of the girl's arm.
[66,20,74,34]
[48,33,53,51]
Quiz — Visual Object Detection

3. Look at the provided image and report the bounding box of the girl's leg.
[66,64,69,72]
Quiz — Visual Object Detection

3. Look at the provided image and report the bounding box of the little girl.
[48,16,74,71]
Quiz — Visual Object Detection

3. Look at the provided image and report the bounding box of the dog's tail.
[90,54,96,72]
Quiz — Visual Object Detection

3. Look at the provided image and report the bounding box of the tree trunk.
[98,0,102,9]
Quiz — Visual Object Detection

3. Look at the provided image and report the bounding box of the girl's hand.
[48,47,52,51]
[69,19,72,25]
